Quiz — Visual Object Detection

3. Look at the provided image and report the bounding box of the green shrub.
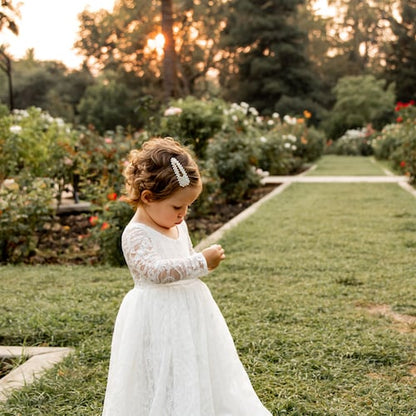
[372,124,404,160]
[207,132,261,203]
[0,175,55,263]
[75,127,149,205]
[0,107,76,191]
[373,100,416,182]
[258,114,325,175]
[322,75,396,139]
[88,197,134,266]
[157,96,225,158]
[326,128,373,156]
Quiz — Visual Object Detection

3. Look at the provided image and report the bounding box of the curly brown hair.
[122,137,201,208]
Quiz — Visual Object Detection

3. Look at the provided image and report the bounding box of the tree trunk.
[0,50,14,110]
[161,0,178,101]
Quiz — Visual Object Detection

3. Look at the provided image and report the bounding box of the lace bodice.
[121,221,208,284]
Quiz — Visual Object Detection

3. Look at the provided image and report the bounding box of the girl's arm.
[123,227,208,284]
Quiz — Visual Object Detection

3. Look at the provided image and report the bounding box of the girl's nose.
[179,207,187,218]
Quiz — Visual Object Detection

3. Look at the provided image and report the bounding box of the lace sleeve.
[122,226,208,284]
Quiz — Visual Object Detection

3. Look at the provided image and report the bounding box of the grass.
[307,155,388,176]
[1,156,415,415]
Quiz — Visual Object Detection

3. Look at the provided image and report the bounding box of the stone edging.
[0,346,74,402]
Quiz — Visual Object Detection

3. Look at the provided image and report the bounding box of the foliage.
[384,0,416,102]
[0,107,76,192]
[325,0,394,75]
[220,0,322,115]
[88,197,133,267]
[74,127,149,206]
[77,75,142,134]
[326,128,374,156]
[373,100,416,183]
[322,75,396,139]
[0,175,55,263]
[207,131,261,203]
[0,56,94,123]
[75,0,226,99]
[0,0,20,35]
[157,96,225,158]
[258,112,325,175]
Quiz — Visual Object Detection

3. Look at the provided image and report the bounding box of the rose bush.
[0,175,55,263]
[373,101,416,182]
[0,99,325,264]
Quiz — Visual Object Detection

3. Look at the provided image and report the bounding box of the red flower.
[101,222,110,231]
[396,116,403,123]
[400,161,406,168]
[89,216,99,226]
[107,192,117,201]
[395,100,415,112]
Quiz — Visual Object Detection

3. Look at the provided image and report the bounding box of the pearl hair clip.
[170,157,190,187]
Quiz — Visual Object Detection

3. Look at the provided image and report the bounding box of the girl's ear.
[140,190,154,205]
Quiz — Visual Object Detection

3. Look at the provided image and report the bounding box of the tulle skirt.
[102,278,271,416]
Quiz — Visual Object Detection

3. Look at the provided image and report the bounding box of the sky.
[2,0,115,69]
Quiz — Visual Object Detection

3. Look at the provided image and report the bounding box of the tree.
[220,0,321,116]
[0,53,95,122]
[325,0,394,74]
[0,0,20,35]
[0,47,13,109]
[0,0,20,109]
[385,0,416,102]
[161,0,178,100]
[77,71,141,133]
[75,0,226,101]
[322,74,396,139]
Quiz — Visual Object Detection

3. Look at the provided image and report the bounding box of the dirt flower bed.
[31,185,277,265]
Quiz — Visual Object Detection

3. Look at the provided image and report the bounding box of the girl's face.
[141,183,202,230]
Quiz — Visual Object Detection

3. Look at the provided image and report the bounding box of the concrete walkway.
[0,346,73,402]
[264,175,409,183]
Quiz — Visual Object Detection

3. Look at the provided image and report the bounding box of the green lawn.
[307,155,388,176]
[1,156,415,415]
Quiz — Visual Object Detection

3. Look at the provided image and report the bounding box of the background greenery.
[1,0,416,137]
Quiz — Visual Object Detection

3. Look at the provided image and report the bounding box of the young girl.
[102,137,271,415]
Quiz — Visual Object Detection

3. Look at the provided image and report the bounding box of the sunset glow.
[313,0,336,17]
[146,33,165,56]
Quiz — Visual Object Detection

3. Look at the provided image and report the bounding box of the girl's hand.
[202,244,226,271]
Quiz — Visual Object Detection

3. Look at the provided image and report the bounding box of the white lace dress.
[102,220,271,416]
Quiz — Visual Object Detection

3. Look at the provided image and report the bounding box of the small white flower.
[291,145,297,151]
[284,143,291,149]
[256,116,263,124]
[10,125,22,134]
[284,115,297,125]
[260,136,267,143]
[249,107,259,116]
[288,134,297,142]
[267,119,274,126]
[240,101,249,109]
[164,107,182,116]
[272,112,280,119]
[232,115,238,122]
